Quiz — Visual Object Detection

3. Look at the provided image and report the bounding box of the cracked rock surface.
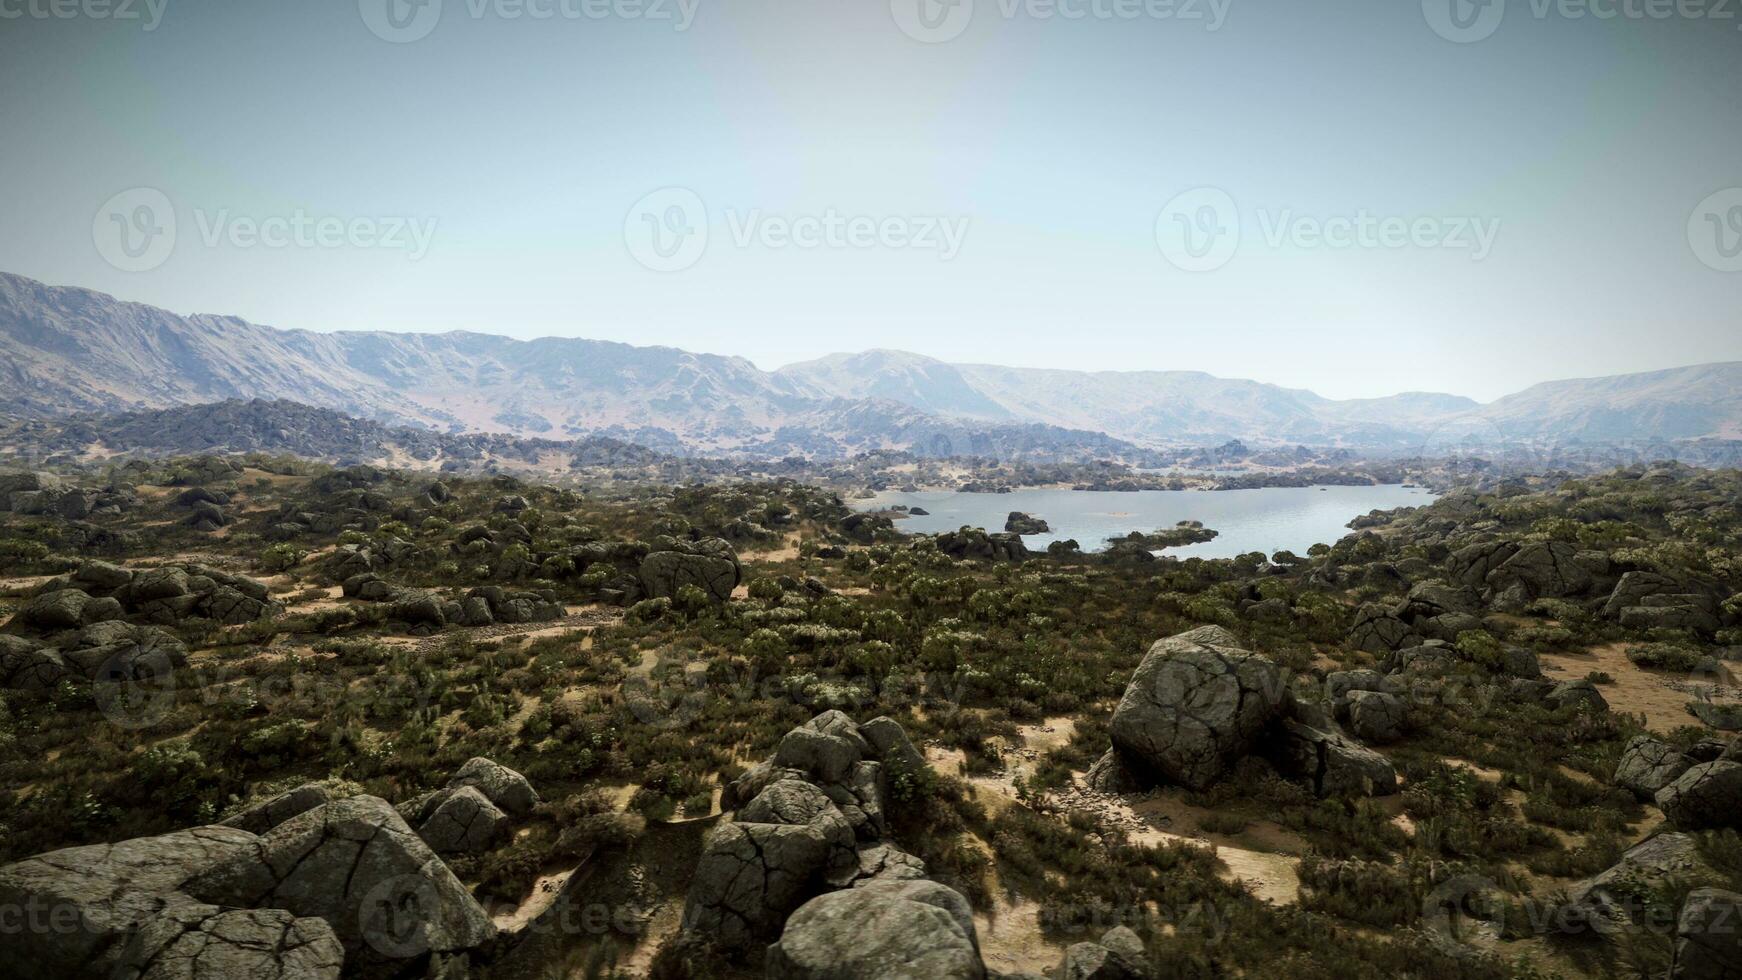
[1657,761,1742,831]
[184,795,495,972]
[1107,626,1286,790]
[764,879,985,980]
[1613,736,1693,802]
[112,905,343,980]
[0,825,261,978]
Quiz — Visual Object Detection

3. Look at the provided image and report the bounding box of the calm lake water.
[854,485,1434,559]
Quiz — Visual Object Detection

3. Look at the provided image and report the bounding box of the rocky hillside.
[5,271,1738,453]
[782,351,1742,449]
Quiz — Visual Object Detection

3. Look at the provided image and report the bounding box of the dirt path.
[927,719,1305,907]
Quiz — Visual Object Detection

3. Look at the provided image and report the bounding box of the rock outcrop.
[1613,736,1694,801]
[684,712,933,956]
[1105,626,1287,791]
[185,795,496,973]
[1657,762,1742,831]
[764,879,984,980]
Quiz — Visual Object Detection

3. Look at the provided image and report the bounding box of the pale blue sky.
[0,0,1738,400]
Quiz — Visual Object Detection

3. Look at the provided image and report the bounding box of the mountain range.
[2,270,1737,458]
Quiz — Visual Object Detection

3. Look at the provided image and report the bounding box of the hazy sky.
[1,0,1738,401]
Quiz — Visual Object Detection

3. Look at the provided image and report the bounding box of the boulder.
[1484,541,1591,602]
[59,622,187,682]
[1348,605,1419,656]
[0,636,71,690]
[220,784,341,835]
[447,757,540,817]
[774,728,864,785]
[1613,736,1693,801]
[1272,719,1398,797]
[110,905,344,980]
[74,560,136,591]
[1326,669,1394,711]
[1561,833,1723,934]
[184,796,495,971]
[1003,512,1050,535]
[1673,888,1742,980]
[1546,679,1609,714]
[764,879,984,980]
[1657,762,1742,830]
[639,543,741,603]
[0,825,264,978]
[683,814,854,950]
[1689,701,1742,731]
[417,786,509,855]
[1446,540,1518,591]
[19,588,101,630]
[849,843,928,886]
[1106,626,1286,790]
[859,715,926,784]
[1344,690,1408,744]
[1060,940,1144,979]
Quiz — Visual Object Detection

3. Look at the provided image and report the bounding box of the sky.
[0,0,1738,402]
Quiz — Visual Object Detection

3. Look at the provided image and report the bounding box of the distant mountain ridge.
[2,271,1737,456]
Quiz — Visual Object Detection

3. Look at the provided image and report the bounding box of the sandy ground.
[1540,642,1732,734]
[739,532,803,563]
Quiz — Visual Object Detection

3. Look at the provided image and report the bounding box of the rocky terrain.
[0,453,1741,978]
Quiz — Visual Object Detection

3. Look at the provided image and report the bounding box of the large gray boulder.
[764,879,984,980]
[1344,690,1408,745]
[0,825,271,978]
[447,756,540,817]
[639,541,741,602]
[1561,833,1723,934]
[110,905,344,980]
[1348,605,1419,656]
[1614,736,1694,801]
[184,795,495,972]
[1657,762,1742,831]
[1106,626,1286,790]
[416,785,509,855]
[0,634,71,690]
[1674,888,1742,980]
[1484,540,1591,606]
[682,812,855,950]
[1272,719,1398,797]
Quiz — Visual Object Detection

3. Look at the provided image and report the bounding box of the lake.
[854,484,1434,559]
